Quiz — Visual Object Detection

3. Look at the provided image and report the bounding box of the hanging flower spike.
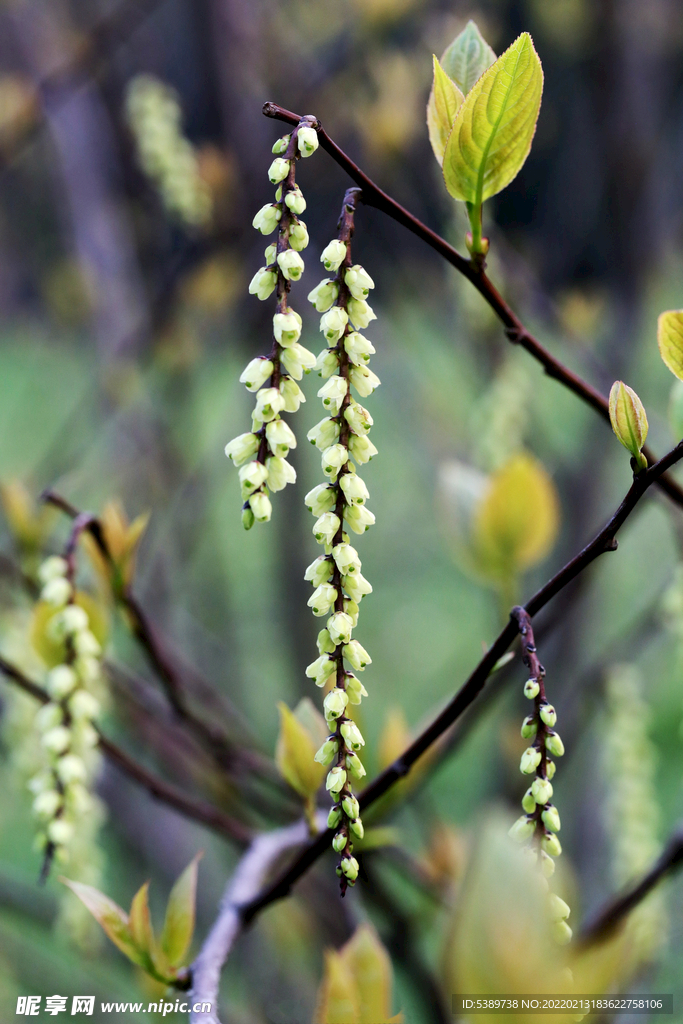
[508,607,571,945]
[225,118,319,528]
[32,523,105,883]
[305,187,378,894]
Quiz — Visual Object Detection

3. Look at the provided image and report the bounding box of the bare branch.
[262,102,683,510]
[0,655,253,846]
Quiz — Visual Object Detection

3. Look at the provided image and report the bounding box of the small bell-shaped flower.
[342,794,360,820]
[252,204,281,234]
[326,765,347,793]
[307,583,338,617]
[327,611,354,644]
[545,732,565,757]
[320,307,349,343]
[321,443,349,477]
[285,186,306,214]
[348,434,378,463]
[240,357,274,392]
[277,249,304,282]
[304,555,333,586]
[315,737,339,766]
[249,491,272,522]
[272,135,290,154]
[508,815,535,842]
[306,654,336,688]
[344,265,375,300]
[324,688,349,720]
[253,387,285,422]
[343,640,371,670]
[225,433,260,466]
[308,279,339,312]
[344,332,376,366]
[297,125,319,156]
[248,268,277,301]
[345,674,369,704]
[273,310,302,346]
[520,747,542,774]
[542,806,561,833]
[265,456,296,492]
[305,484,337,516]
[280,342,316,380]
[540,704,557,728]
[531,777,553,804]
[524,678,540,699]
[332,543,362,576]
[339,473,369,505]
[288,222,309,251]
[320,239,347,272]
[265,417,297,457]
[344,401,373,435]
[340,721,365,750]
[313,512,341,546]
[307,417,340,450]
[344,503,376,534]
[349,365,381,397]
[347,297,376,329]
[279,376,305,413]
[344,573,373,602]
[239,461,268,498]
[267,157,290,183]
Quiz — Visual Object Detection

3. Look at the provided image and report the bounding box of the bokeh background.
[2,0,683,1020]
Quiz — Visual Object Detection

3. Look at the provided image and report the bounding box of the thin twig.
[262,102,683,510]
[236,442,683,923]
[190,815,325,1024]
[580,823,683,945]
[0,655,252,846]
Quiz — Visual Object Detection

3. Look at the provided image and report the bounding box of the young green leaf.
[442,33,543,206]
[129,881,154,956]
[427,56,464,166]
[275,700,326,799]
[608,381,648,469]
[60,878,147,970]
[161,853,202,967]
[658,310,683,381]
[441,19,496,96]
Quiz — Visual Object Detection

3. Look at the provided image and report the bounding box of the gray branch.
[190,814,325,1023]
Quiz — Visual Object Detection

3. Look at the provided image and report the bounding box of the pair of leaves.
[314,925,402,1024]
[62,853,201,986]
[427,21,543,209]
[83,499,150,594]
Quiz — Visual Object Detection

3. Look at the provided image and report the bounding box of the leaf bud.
[539,703,557,728]
[531,777,553,805]
[609,380,648,469]
[523,678,540,699]
[520,747,542,774]
[545,732,565,758]
[521,715,537,739]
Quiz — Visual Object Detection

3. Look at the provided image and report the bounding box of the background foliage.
[2,0,683,1020]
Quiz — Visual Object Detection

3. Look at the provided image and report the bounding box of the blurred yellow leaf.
[160,852,202,968]
[472,453,560,584]
[129,883,156,967]
[31,593,109,668]
[275,701,326,800]
[83,500,149,593]
[0,480,54,554]
[657,310,683,382]
[314,926,401,1024]
[426,56,464,166]
[378,707,411,771]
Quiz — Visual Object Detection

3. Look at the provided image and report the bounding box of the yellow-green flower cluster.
[508,658,570,944]
[225,122,320,528]
[30,557,104,868]
[125,74,212,227]
[304,233,379,889]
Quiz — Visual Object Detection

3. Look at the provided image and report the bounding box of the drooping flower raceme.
[225,120,319,528]
[30,556,104,873]
[305,198,379,890]
[508,616,571,945]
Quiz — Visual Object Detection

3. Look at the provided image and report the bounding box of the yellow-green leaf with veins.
[658,310,683,381]
[60,879,146,970]
[128,881,172,981]
[441,19,496,96]
[427,56,464,165]
[161,853,202,967]
[443,33,543,205]
[608,381,648,467]
[275,700,326,799]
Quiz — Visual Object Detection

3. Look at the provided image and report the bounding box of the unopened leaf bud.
[315,738,339,766]
[320,306,349,344]
[252,204,281,235]
[323,688,349,721]
[267,157,290,184]
[524,678,540,699]
[347,298,376,330]
[288,222,309,251]
[332,832,347,853]
[249,491,272,523]
[240,357,274,392]
[313,511,341,546]
[609,380,648,469]
[342,794,360,820]
[344,265,375,301]
[542,832,562,858]
[327,611,354,645]
[341,855,359,881]
[542,805,561,833]
[320,239,347,272]
[521,715,537,739]
[297,125,319,156]
[248,268,277,301]
[520,747,542,774]
[285,186,306,214]
[522,788,536,814]
[540,703,557,728]
[508,815,535,842]
[308,278,339,313]
[545,732,565,758]
[328,805,342,829]
[273,308,303,346]
[225,432,259,466]
[531,777,553,805]
[272,134,290,154]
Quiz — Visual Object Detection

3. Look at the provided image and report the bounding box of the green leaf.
[658,310,683,381]
[608,381,648,466]
[441,20,496,96]
[129,882,154,955]
[427,56,464,166]
[161,853,202,967]
[60,878,146,970]
[275,701,326,800]
[442,33,543,206]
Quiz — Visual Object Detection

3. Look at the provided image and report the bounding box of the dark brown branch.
[0,655,252,847]
[580,823,683,945]
[238,441,683,923]
[262,102,683,510]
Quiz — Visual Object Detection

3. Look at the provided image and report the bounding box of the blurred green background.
[2,0,683,1020]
